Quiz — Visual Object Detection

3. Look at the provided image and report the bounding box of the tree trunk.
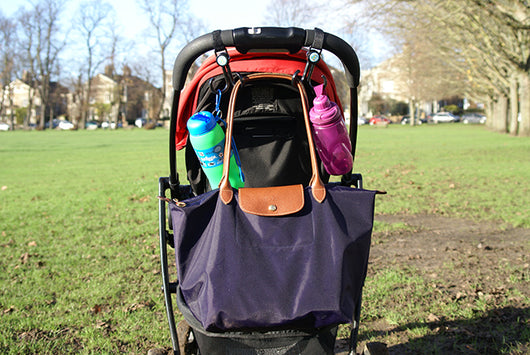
[508,74,519,135]
[492,93,508,133]
[8,92,15,131]
[25,92,34,130]
[409,99,415,126]
[518,71,530,137]
[81,85,90,130]
[39,106,46,129]
[485,97,494,131]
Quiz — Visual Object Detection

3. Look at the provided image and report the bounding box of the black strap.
[212,30,236,91]
[212,30,225,53]
[302,28,325,82]
[312,27,324,52]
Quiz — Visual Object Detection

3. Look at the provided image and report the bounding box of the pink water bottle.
[309,84,353,175]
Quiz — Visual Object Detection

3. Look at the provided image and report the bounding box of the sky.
[1,0,388,77]
[1,0,274,38]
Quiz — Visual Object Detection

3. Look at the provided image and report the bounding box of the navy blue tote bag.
[169,73,378,332]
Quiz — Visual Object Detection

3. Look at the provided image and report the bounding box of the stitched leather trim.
[239,184,304,216]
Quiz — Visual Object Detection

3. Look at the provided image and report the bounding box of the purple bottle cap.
[313,94,331,112]
[311,84,338,125]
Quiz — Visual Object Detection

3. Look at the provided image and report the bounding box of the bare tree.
[17,8,40,129]
[472,0,530,136]
[140,0,179,122]
[385,12,466,125]
[0,12,17,129]
[107,18,126,124]
[139,0,204,121]
[345,0,530,136]
[264,0,325,27]
[419,0,529,136]
[76,0,114,129]
[29,0,68,130]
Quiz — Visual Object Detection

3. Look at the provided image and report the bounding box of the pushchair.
[158,27,377,355]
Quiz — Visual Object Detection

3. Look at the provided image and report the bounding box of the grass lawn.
[0,124,528,353]
[354,123,529,228]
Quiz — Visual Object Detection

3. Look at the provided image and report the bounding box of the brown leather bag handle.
[219,73,326,205]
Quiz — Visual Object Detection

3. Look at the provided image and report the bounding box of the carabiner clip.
[212,89,222,119]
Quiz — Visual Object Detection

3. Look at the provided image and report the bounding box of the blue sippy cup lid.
[187,111,216,135]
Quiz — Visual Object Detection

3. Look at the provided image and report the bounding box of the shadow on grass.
[363,306,529,354]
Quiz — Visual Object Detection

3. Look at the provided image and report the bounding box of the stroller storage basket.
[177,287,338,355]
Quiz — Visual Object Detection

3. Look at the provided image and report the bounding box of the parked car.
[431,112,458,123]
[135,117,147,128]
[400,115,424,125]
[44,119,74,130]
[461,113,486,124]
[57,120,74,130]
[0,122,10,131]
[369,115,391,125]
[86,121,99,130]
[101,121,121,129]
[357,116,367,125]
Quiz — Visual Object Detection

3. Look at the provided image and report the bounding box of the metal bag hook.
[291,70,302,86]
[215,51,236,90]
[302,28,325,83]
[308,74,327,91]
[212,30,236,92]
[208,77,229,94]
[301,49,321,83]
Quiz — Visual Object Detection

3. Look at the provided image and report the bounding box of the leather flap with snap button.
[239,184,305,216]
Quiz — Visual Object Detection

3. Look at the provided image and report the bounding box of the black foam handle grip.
[232,27,307,54]
[171,27,360,91]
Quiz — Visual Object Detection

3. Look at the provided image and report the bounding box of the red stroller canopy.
[174,49,342,151]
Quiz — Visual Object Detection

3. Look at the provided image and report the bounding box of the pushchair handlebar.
[172,27,360,91]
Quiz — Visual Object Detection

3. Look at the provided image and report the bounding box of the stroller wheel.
[177,319,199,355]
[362,342,389,355]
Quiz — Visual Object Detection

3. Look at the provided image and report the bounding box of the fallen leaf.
[1,186,7,191]
[28,241,37,247]
[92,304,102,315]
[96,320,111,329]
[2,306,15,314]
[125,303,145,313]
[45,298,56,306]
[427,313,440,322]
[20,253,30,264]
[455,291,466,300]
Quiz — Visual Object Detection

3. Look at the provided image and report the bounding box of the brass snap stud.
[268,204,277,212]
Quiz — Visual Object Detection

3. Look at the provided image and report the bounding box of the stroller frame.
[159,27,364,354]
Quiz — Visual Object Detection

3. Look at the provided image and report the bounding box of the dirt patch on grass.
[372,214,528,280]
[343,214,529,354]
[16,327,84,352]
